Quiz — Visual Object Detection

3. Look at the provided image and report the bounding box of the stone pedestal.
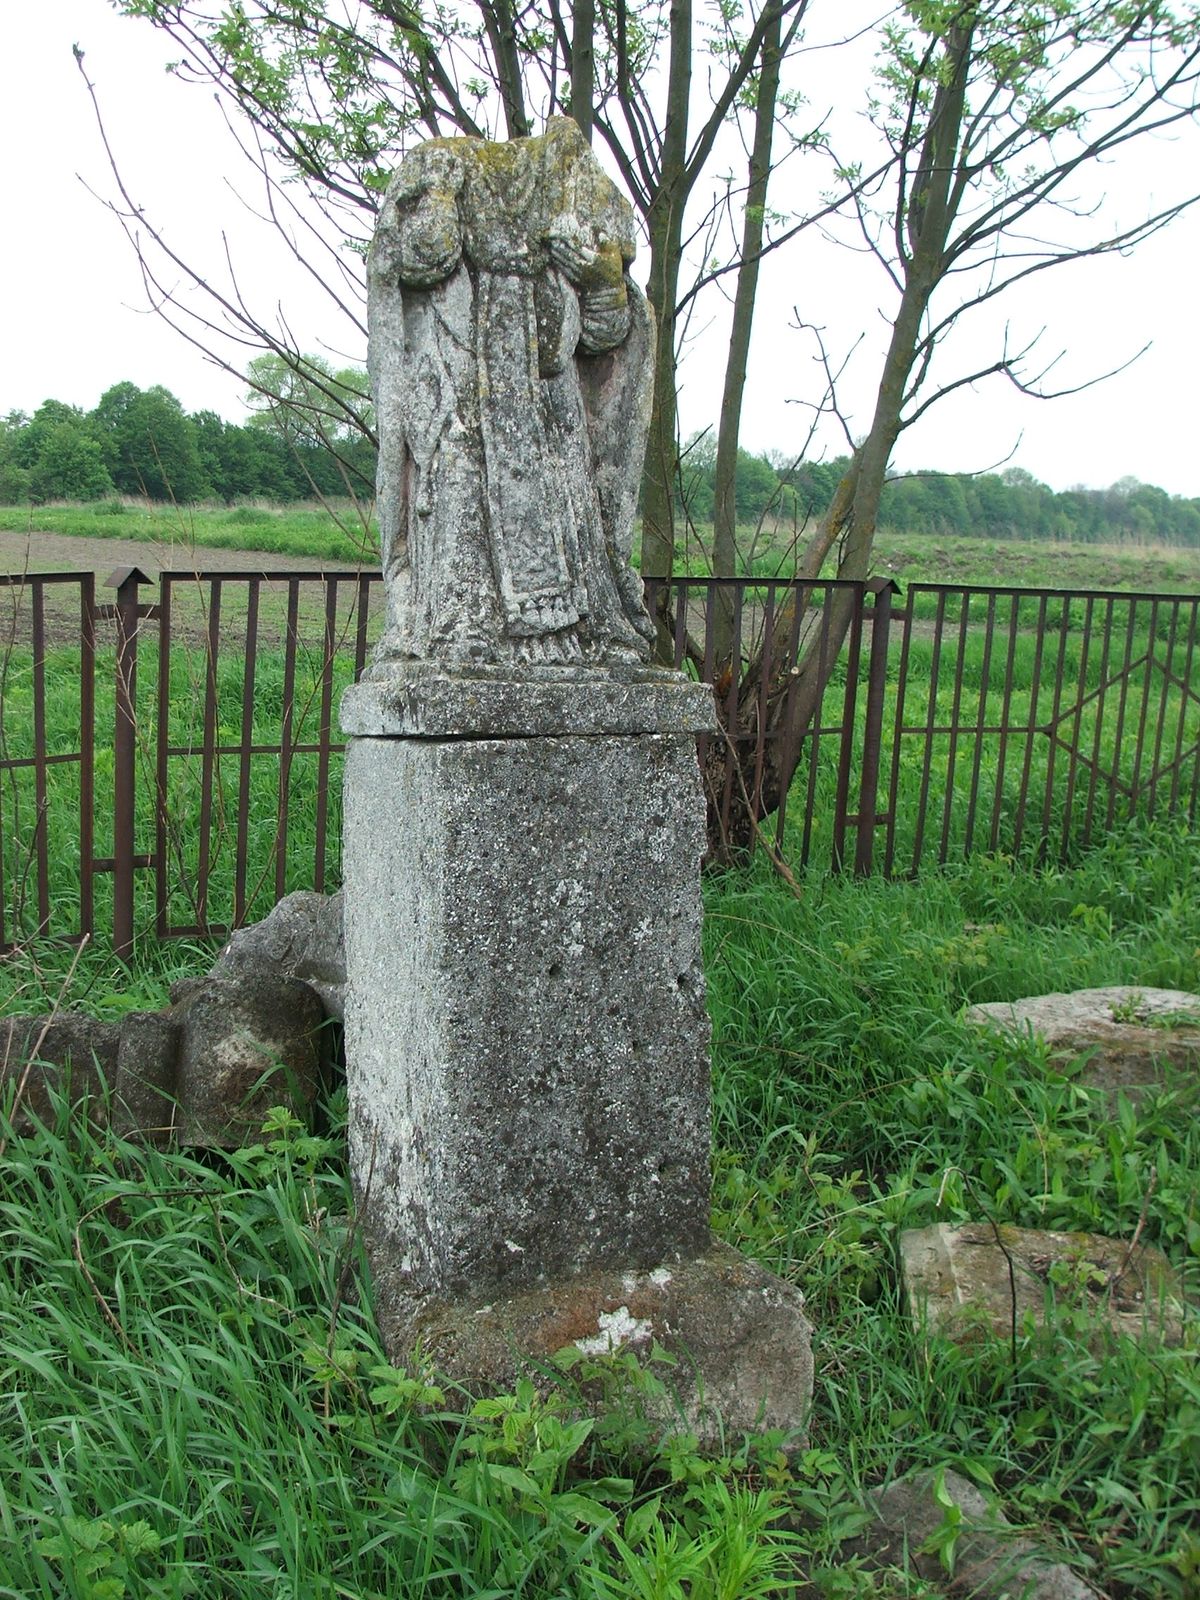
[340,672,813,1436]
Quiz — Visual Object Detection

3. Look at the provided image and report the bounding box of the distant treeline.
[0,365,375,507]
[678,444,1200,547]
[4,377,1198,549]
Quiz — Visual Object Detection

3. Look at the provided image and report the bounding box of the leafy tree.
[90,383,211,501]
[245,354,376,497]
[9,401,113,503]
[798,2,1200,586]
[28,425,114,503]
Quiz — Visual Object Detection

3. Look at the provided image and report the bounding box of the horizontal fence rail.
[1,565,1197,955]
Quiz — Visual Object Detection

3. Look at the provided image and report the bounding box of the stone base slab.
[965,986,1200,1101]
[901,1221,1185,1346]
[370,1240,813,1450]
[342,730,714,1300]
[341,667,716,738]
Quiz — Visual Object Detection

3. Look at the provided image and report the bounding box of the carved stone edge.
[340,671,718,738]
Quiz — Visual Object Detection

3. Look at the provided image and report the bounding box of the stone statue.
[367,117,656,671]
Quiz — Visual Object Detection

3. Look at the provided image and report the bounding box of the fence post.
[853,578,898,875]
[108,567,150,962]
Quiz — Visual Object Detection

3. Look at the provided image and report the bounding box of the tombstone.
[339,118,811,1438]
[965,985,1200,1104]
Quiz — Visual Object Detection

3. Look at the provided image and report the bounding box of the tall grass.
[3,822,1199,1594]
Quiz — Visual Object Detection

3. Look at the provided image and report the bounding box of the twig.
[1111,1168,1158,1293]
[74,1195,136,1356]
[0,934,90,1163]
[712,722,804,897]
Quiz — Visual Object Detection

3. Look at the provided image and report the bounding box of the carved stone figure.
[367,117,656,670]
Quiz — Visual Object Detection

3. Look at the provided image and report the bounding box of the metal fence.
[2,565,1198,955]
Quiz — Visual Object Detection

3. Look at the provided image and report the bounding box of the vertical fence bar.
[1012,593,1049,855]
[830,586,866,872]
[963,589,996,857]
[233,577,261,927]
[910,588,949,872]
[716,583,745,850]
[1166,597,1199,816]
[1127,598,1160,811]
[1189,605,1200,826]
[1039,595,1073,849]
[354,572,373,680]
[194,579,223,932]
[751,585,778,821]
[78,573,96,941]
[987,592,1022,852]
[937,591,971,866]
[1059,596,1095,859]
[883,588,916,875]
[154,576,173,938]
[1083,596,1117,847]
[1106,600,1140,829]
[110,568,148,962]
[313,578,340,895]
[771,582,813,857]
[1146,600,1180,817]
[275,580,301,905]
[30,583,51,934]
[853,580,894,874]
[800,589,836,869]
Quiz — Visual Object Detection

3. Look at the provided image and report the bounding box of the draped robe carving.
[368,118,656,670]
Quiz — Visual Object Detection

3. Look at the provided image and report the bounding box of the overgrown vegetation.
[2,822,1198,1595]
[677,446,1200,551]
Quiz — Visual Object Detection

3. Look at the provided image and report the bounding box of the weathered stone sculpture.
[367,116,654,671]
[340,119,811,1443]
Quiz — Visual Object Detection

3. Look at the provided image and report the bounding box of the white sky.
[3,0,1200,497]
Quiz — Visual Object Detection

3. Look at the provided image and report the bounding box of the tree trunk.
[571,0,595,143]
[483,0,531,138]
[638,0,692,588]
[710,6,782,663]
[706,20,974,862]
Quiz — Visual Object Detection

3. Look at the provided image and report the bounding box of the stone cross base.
[369,1241,814,1451]
[342,721,713,1293]
[340,676,812,1441]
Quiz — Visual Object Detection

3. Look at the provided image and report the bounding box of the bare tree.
[104,0,826,577]
[705,0,1200,858]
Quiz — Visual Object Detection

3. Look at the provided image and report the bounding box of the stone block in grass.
[964,985,1200,1102]
[900,1221,1186,1346]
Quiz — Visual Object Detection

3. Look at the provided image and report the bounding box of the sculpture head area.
[367,117,656,676]
[339,119,813,1447]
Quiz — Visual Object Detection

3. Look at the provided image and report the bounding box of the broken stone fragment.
[0,1012,119,1134]
[213,889,346,1021]
[109,1010,182,1147]
[964,985,1200,1102]
[900,1221,1186,1347]
[845,1467,1103,1599]
[168,972,325,1148]
[372,1240,813,1453]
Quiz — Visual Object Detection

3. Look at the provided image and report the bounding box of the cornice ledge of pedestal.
[340,664,718,738]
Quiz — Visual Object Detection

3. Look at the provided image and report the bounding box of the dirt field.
[0,528,370,579]
[0,530,382,652]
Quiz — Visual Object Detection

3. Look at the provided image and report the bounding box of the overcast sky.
[4,0,1200,496]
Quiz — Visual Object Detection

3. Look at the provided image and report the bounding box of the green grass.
[3,821,1200,1595]
[6,500,1200,594]
[675,522,1200,594]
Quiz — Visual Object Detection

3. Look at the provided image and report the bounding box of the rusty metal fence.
[2,565,1198,955]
